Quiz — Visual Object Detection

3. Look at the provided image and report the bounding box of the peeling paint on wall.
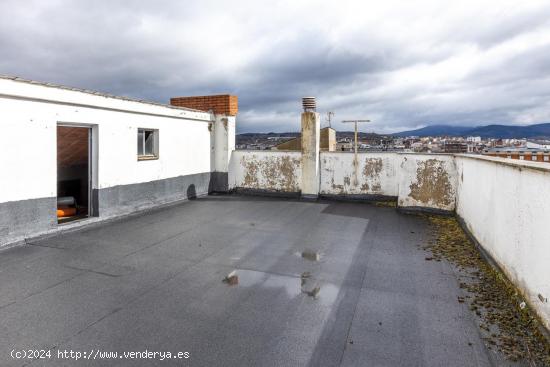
[360,158,383,192]
[409,159,453,207]
[319,153,397,196]
[232,152,456,210]
[239,153,301,192]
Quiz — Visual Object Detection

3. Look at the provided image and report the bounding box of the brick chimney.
[170,94,238,116]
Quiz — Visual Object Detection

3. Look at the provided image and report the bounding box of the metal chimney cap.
[302,97,316,112]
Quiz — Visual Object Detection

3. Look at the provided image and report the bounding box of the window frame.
[137,128,159,161]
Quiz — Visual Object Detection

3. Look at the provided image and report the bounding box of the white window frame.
[137,128,159,160]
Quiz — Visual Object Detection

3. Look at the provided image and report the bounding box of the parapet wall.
[320,152,399,197]
[229,149,550,328]
[229,151,302,194]
[455,155,550,330]
[232,151,457,211]
[397,154,457,211]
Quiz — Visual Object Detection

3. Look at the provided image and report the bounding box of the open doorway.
[57,125,91,224]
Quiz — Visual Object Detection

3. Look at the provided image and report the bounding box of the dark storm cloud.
[1,0,550,133]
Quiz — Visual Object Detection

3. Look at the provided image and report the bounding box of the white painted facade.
[0,77,238,247]
[0,76,215,205]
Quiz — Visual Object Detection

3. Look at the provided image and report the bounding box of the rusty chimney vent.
[302,97,316,112]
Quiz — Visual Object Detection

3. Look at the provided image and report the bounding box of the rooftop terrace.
[1,196,547,366]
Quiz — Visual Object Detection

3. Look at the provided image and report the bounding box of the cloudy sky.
[1,0,550,133]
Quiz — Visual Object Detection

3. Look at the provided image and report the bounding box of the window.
[519,155,525,160]
[531,155,538,161]
[506,155,512,159]
[544,156,549,162]
[137,128,159,160]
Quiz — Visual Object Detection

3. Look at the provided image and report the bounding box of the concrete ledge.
[455,153,550,174]
[300,194,318,201]
[319,194,397,202]
[396,205,454,216]
[231,188,301,199]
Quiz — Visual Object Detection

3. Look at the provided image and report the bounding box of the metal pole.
[342,119,371,187]
[354,121,358,185]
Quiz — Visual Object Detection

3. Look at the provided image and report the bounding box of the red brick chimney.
[170,95,238,116]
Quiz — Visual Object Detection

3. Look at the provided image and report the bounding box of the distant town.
[237,122,550,163]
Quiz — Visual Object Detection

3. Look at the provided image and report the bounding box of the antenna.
[326,111,335,128]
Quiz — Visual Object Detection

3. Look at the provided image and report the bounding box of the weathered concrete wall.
[301,112,320,198]
[229,151,302,193]
[455,155,550,330]
[398,154,457,211]
[320,152,398,197]
[231,151,457,211]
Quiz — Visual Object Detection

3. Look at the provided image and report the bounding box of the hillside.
[394,123,550,138]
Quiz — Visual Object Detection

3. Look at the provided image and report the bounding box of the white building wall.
[0,77,216,245]
[0,79,213,202]
[455,155,550,330]
[0,98,57,203]
[95,112,211,189]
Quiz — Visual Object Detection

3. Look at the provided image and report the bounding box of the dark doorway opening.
[57,126,91,224]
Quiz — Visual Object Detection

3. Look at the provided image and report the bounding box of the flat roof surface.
[0,196,497,366]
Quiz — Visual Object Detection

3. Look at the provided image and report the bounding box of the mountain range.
[394,123,550,139]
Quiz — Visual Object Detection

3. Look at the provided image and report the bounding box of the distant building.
[483,147,550,163]
[444,142,467,153]
[336,138,353,152]
[274,127,336,151]
[526,141,550,149]
[466,136,481,143]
